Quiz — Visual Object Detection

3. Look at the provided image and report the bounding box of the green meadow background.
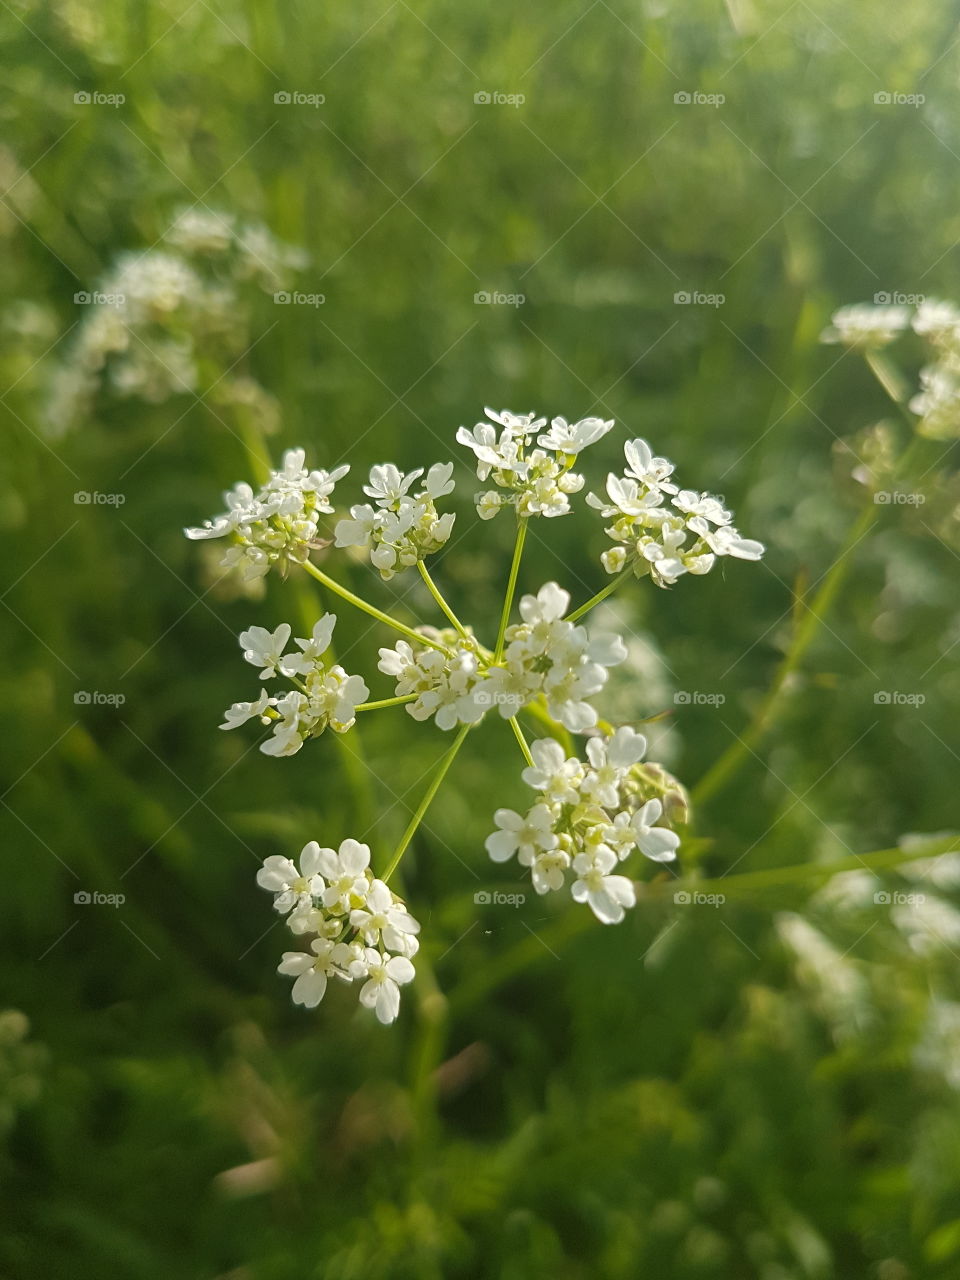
[3,1,960,1276]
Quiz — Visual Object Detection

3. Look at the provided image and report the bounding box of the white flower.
[239,624,292,679]
[279,615,336,675]
[185,449,349,580]
[631,798,680,862]
[537,415,614,454]
[582,727,648,807]
[350,879,421,952]
[521,739,585,804]
[571,847,637,924]
[379,635,487,730]
[220,688,272,730]
[820,304,910,349]
[279,937,352,1009]
[530,848,572,894]
[257,841,324,914]
[356,948,417,1024]
[260,690,308,757]
[485,803,559,863]
[315,839,372,911]
[334,461,456,579]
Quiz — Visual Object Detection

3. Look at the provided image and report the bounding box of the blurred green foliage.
[3,0,960,1276]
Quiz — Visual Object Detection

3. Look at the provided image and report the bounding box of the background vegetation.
[3,1,960,1276]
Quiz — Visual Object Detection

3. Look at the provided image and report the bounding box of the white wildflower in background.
[820,304,911,349]
[43,209,305,437]
[334,462,456,579]
[187,406,765,1023]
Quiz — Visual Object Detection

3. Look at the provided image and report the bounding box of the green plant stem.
[301,559,449,654]
[494,519,528,659]
[382,725,471,882]
[565,566,634,623]
[508,716,534,767]
[522,696,575,754]
[356,695,417,712]
[417,561,470,638]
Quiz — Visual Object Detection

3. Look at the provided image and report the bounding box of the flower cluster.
[185,449,349,580]
[334,462,456,579]
[377,583,625,732]
[588,439,764,586]
[185,409,765,1025]
[820,303,911,349]
[821,296,960,441]
[457,407,614,519]
[485,729,681,924]
[258,839,419,1024]
[44,209,305,437]
[222,617,368,756]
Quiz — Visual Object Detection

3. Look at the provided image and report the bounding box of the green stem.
[382,725,471,882]
[356,694,417,712]
[301,560,450,655]
[418,561,470,638]
[522,696,575,755]
[508,716,534,767]
[565,566,634,623]
[494,519,528,659]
